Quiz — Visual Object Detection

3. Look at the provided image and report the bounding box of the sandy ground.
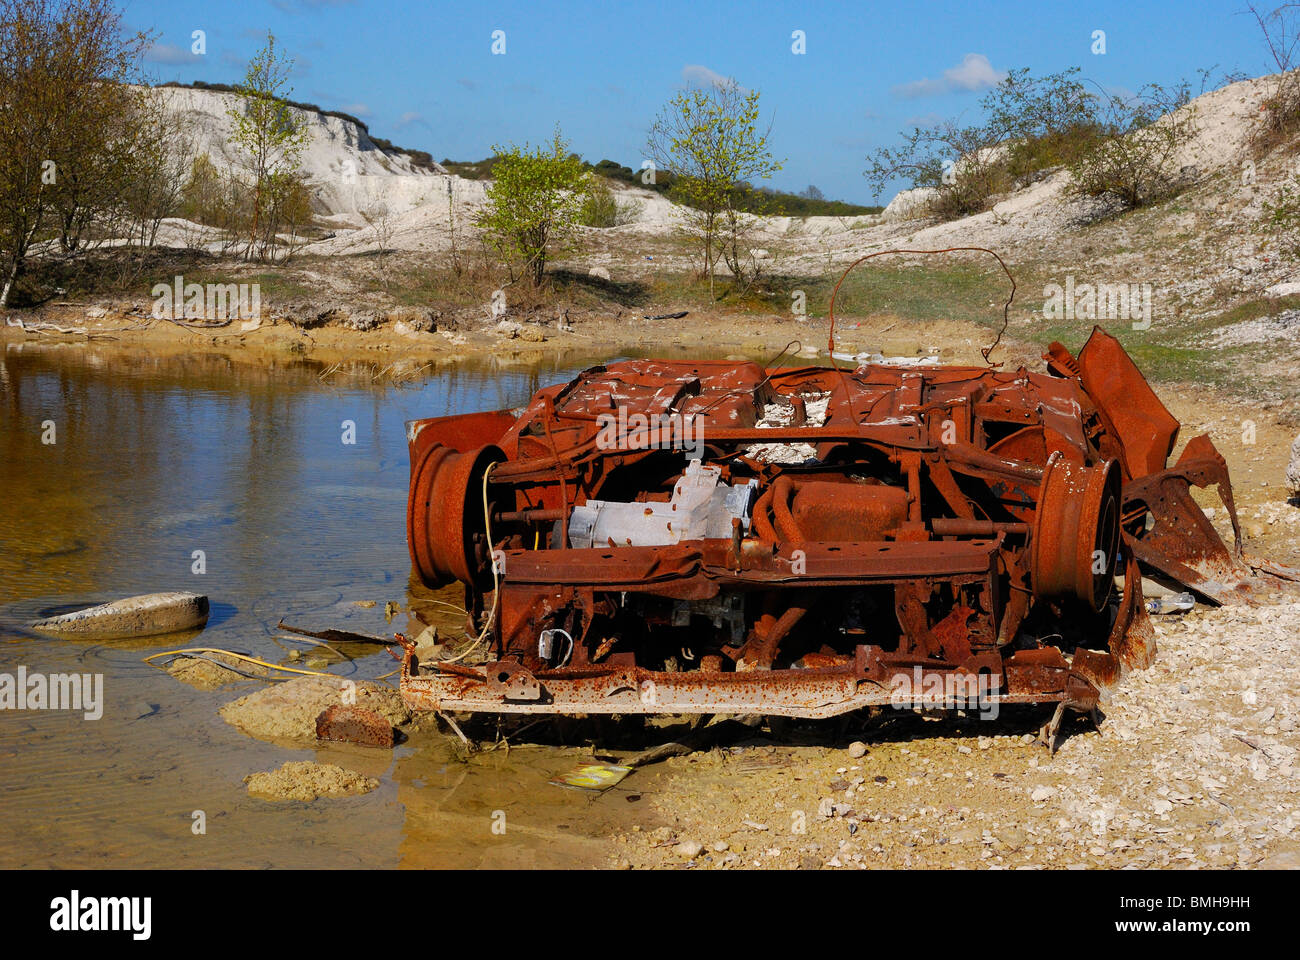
[607,588,1300,870]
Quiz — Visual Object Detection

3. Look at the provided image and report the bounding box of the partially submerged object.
[30,591,209,640]
[399,327,1290,727]
[549,762,633,791]
[315,703,395,748]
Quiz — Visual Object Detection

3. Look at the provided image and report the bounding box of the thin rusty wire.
[692,339,805,419]
[826,246,1017,421]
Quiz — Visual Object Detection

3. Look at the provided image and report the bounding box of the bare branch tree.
[0,0,152,307]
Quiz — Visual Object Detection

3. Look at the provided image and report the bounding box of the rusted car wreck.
[400,325,1283,732]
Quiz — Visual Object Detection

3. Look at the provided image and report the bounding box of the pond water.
[0,338,697,868]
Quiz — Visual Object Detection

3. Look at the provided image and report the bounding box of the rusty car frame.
[398,253,1292,735]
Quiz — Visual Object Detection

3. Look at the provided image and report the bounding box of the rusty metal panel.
[315,704,395,748]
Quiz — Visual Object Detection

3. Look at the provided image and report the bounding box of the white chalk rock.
[1287,432,1300,496]
[882,187,937,222]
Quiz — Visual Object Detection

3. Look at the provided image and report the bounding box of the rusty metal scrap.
[315,704,395,748]
[399,324,1292,724]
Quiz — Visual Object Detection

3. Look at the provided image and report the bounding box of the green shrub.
[577,179,620,227]
[1066,84,1196,209]
[475,127,589,285]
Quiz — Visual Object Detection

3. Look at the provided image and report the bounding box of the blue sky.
[126,0,1279,204]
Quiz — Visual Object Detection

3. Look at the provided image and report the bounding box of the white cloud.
[145,43,202,65]
[339,103,371,118]
[394,111,430,132]
[893,53,1005,98]
[681,64,736,90]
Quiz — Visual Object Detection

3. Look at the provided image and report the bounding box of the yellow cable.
[152,468,509,681]
[143,647,341,678]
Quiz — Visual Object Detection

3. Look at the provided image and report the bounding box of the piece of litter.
[549,763,633,791]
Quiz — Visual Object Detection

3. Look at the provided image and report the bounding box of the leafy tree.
[646,80,784,296]
[475,128,589,286]
[119,93,194,249]
[865,68,1101,220]
[864,117,1012,220]
[179,154,254,256]
[982,67,1101,176]
[227,31,308,261]
[0,0,151,307]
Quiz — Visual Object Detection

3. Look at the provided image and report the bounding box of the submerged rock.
[243,761,378,802]
[220,675,408,744]
[167,652,265,690]
[31,591,208,640]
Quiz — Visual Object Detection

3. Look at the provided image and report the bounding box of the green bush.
[866,67,1198,220]
[475,127,589,285]
[1066,84,1196,210]
[577,179,621,227]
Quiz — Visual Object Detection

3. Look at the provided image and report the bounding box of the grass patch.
[243,271,316,302]
[796,260,1013,325]
[1033,291,1300,394]
[1203,292,1300,328]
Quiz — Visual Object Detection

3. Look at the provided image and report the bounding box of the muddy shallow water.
[0,339,693,869]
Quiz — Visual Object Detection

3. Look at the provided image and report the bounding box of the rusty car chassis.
[400,326,1289,726]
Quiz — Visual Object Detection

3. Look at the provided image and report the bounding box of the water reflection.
[0,338,674,868]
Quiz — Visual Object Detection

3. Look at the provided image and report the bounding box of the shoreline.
[0,300,1037,372]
